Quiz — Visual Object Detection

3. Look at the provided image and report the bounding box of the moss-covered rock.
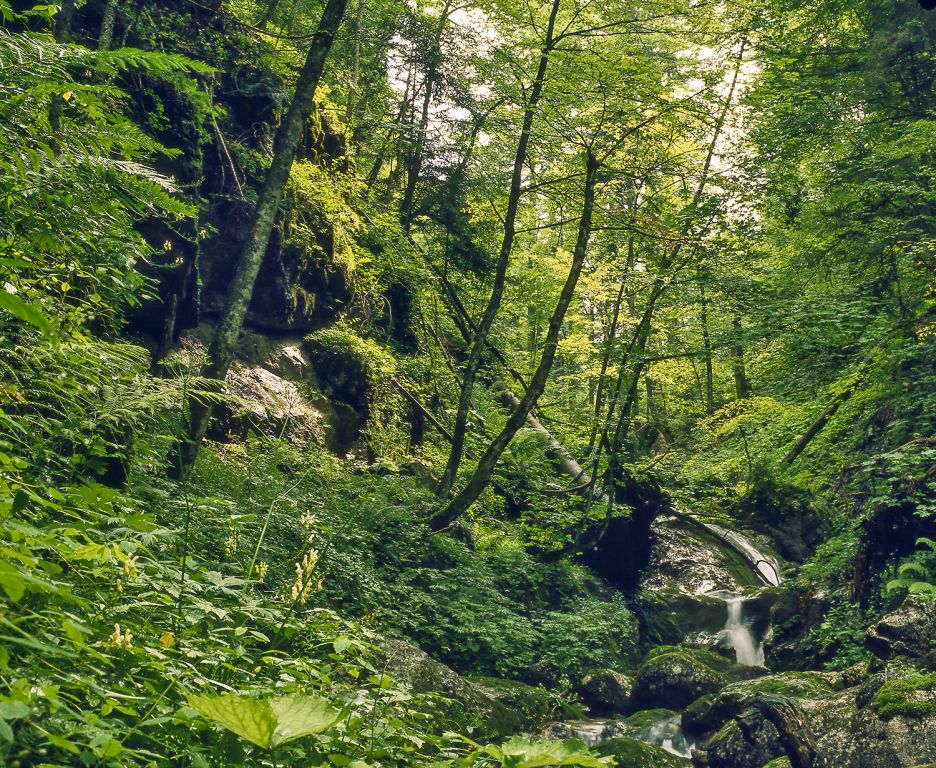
[595,736,690,767]
[378,637,523,737]
[683,671,836,734]
[701,717,783,768]
[871,671,936,720]
[762,758,791,768]
[638,589,728,646]
[468,676,555,730]
[633,645,764,710]
[577,669,634,715]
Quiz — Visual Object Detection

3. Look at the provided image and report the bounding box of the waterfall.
[643,713,695,758]
[721,595,764,666]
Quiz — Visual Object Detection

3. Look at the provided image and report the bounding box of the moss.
[727,671,834,700]
[596,737,690,767]
[467,676,554,728]
[643,645,753,681]
[871,672,936,720]
[622,708,680,729]
[762,758,792,768]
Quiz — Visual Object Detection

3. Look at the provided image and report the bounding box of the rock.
[807,682,936,768]
[632,645,764,711]
[683,671,837,735]
[764,584,834,671]
[577,669,634,715]
[639,589,729,647]
[641,518,762,596]
[596,736,691,767]
[732,478,827,562]
[467,676,555,731]
[864,595,936,660]
[219,362,326,444]
[377,637,524,737]
[701,716,782,768]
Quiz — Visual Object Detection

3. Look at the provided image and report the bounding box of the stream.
[546,521,780,760]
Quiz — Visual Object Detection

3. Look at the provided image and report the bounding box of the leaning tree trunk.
[433,151,600,527]
[436,0,563,498]
[173,0,349,476]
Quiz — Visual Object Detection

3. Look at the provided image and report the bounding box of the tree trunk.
[585,238,633,456]
[401,3,451,231]
[173,0,349,477]
[98,0,119,50]
[732,313,750,398]
[700,279,715,413]
[433,151,600,527]
[436,0,563,498]
[783,384,856,466]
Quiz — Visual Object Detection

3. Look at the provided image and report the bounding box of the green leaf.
[188,693,338,749]
[269,694,339,745]
[0,560,26,602]
[188,694,276,748]
[0,289,51,334]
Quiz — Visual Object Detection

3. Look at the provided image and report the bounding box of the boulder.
[700,716,782,768]
[467,676,554,731]
[632,645,763,711]
[377,637,526,737]
[596,736,691,767]
[219,362,326,444]
[577,669,634,715]
[694,670,936,768]
[639,589,728,647]
[808,681,936,768]
[683,671,837,735]
[864,595,936,660]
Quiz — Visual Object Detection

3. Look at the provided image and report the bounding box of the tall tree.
[435,0,563,498]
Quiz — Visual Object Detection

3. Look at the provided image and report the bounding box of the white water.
[643,713,696,758]
[721,595,765,666]
[707,523,781,586]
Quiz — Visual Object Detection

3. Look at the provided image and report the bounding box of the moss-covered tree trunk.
[173,0,349,476]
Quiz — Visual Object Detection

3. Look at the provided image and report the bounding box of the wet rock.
[596,736,691,767]
[642,519,759,595]
[633,645,764,711]
[864,595,936,660]
[639,589,728,647]
[764,584,833,671]
[683,672,836,735]
[577,669,634,715]
[377,637,524,737]
[699,716,782,768]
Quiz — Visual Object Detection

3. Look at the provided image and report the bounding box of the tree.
[174,0,350,476]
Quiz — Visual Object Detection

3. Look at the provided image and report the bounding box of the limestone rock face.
[221,362,326,444]
[864,595,936,660]
[577,669,634,715]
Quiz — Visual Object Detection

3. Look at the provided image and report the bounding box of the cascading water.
[721,595,765,666]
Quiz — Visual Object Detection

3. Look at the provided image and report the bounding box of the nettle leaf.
[188,693,339,749]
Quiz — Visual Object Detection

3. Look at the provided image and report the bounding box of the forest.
[0,0,935,765]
